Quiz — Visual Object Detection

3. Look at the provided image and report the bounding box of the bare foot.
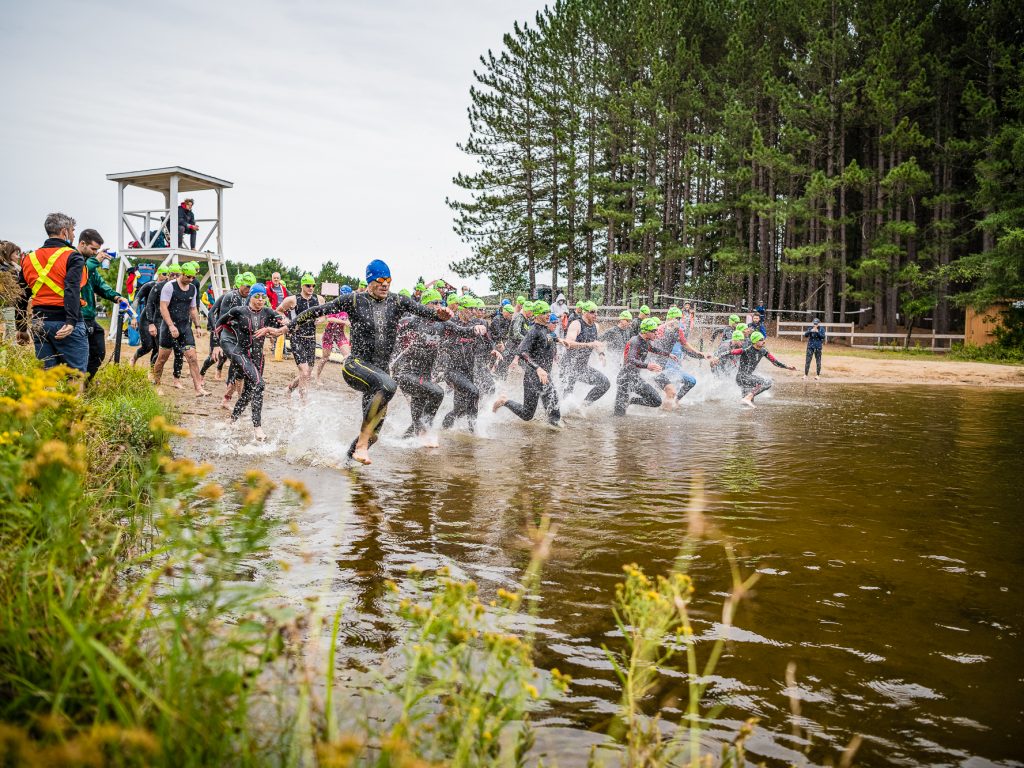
[172,379,184,390]
[156,387,165,397]
[351,446,372,465]
[741,396,756,409]
[195,388,211,397]
[215,371,224,381]
[220,398,232,411]
[254,426,267,442]
[421,433,439,449]
[491,395,508,413]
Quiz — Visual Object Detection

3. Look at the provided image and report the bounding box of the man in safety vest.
[15,212,89,373]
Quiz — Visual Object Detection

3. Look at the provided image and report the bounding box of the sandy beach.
[764,337,1024,388]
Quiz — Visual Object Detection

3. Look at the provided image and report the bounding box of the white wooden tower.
[105,166,233,337]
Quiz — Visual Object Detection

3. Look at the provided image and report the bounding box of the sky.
[2,0,543,293]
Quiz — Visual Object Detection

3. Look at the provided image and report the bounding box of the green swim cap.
[732,330,745,341]
[398,287,411,297]
[157,265,169,276]
[447,295,460,307]
[301,273,316,286]
[502,303,514,314]
[640,318,660,333]
[532,300,551,315]
[729,314,741,325]
[421,289,442,304]
[234,273,244,287]
[359,278,368,288]
[735,323,748,332]
[179,262,199,277]
[241,272,257,286]
[640,305,651,315]
[750,331,765,343]
[516,295,527,305]
[619,310,633,320]
[666,306,683,320]
[580,300,598,313]
[522,301,535,313]
[415,282,426,290]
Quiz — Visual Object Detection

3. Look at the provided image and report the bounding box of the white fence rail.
[778,321,964,351]
[778,321,855,339]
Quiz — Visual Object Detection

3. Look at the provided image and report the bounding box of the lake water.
[215,382,1024,767]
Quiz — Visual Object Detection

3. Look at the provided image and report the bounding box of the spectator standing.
[177,198,198,249]
[78,229,123,380]
[682,302,696,334]
[0,242,21,337]
[754,305,768,337]
[1,240,23,274]
[267,272,289,310]
[803,318,827,379]
[16,213,89,372]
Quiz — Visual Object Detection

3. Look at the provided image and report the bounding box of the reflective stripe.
[27,247,73,298]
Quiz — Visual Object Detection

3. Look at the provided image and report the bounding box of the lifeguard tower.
[105,166,233,338]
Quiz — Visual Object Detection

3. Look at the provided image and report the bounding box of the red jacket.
[267,281,289,309]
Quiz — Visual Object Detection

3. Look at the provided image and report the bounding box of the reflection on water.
[223,383,1024,766]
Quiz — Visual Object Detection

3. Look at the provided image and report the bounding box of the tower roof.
[106,166,233,193]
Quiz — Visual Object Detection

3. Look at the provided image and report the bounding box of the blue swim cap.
[366,259,390,283]
[249,283,268,297]
[340,285,353,294]
[548,313,558,323]
[501,298,511,306]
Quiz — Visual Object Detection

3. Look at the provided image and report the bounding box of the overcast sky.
[2,0,542,292]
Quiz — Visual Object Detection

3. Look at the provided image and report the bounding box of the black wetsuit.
[394,316,478,436]
[205,290,248,381]
[599,325,631,357]
[218,304,284,426]
[295,291,439,453]
[132,279,161,365]
[562,318,609,405]
[614,335,670,416]
[472,325,498,395]
[158,280,198,363]
[201,289,227,376]
[489,313,512,377]
[501,323,561,425]
[719,344,789,398]
[713,339,745,377]
[439,318,492,432]
[290,294,320,366]
[710,324,736,344]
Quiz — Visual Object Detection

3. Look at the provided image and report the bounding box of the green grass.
[0,339,784,767]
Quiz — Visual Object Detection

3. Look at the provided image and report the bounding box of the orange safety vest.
[22,246,87,308]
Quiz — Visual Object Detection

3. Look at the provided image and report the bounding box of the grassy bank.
[0,340,788,767]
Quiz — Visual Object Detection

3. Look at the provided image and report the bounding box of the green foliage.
[949,342,1024,363]
[227,258,361,291]
[0,341,786,765]
[0,343,296,766]
[448,0,1023,325]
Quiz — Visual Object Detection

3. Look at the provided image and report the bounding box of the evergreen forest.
[447,0,1024,331]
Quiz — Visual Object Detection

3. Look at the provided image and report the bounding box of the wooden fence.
[777,321,964,351]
